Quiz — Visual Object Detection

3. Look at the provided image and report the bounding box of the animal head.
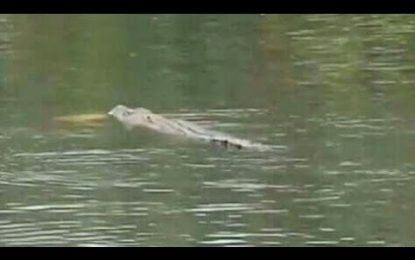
[107,105,135,121]
[108,105,154,129]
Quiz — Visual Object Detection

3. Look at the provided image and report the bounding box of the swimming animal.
[108,105,270,151]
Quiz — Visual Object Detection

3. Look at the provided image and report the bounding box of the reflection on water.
[1,14,415,246]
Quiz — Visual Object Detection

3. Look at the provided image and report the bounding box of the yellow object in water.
[53,113,108,126]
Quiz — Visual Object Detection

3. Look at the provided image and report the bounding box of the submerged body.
[108,105,270,151]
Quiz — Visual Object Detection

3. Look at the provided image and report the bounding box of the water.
[1,14,415,246]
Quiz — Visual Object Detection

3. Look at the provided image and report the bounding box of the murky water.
[1,14,415,246]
